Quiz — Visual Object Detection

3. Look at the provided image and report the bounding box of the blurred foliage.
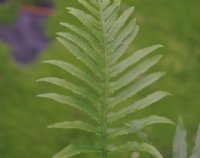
[0,0,200,158]
[0,1,20,24]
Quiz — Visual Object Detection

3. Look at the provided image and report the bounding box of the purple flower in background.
[0,0,6,3]
[0,2,53,65]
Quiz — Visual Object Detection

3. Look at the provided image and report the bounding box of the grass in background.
[0,0,200,157]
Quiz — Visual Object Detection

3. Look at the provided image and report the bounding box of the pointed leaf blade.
[110,55,163,92]
[60,22,103,52]
[37,93,99,122]
[173,116,187,158]
[53,144,100,158]
[108,7,135,41]
[104,2,118,21]
[78,0,99,18]
[88,0,99,8]
[110,25,139,65]
[57,33,103,66]
[107,142,163,158]
[67,7,102,40]
[102,0,111,10]
[108,91,170,123]
[43,60,102,92]
[128,115,175,127]
[105,4,119,31]
[108,18,136,55]
[110,44,164,77]
[190,124,200,158]
[56,37,103,77]
[37,77,100,107]
[109,72,166,109]
[108,115,174,138]
[48,121,100,136]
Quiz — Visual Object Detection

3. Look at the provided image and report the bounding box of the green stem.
[99,1,109,158]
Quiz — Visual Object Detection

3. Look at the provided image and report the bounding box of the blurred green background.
[0,0,200,158]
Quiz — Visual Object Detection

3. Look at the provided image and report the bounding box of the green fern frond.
[173,117,187,158]
[191,124,200,158]
[38,0,174,158]
[173,117,200,158]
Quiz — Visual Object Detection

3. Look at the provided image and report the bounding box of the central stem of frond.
[99,2,109,158]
